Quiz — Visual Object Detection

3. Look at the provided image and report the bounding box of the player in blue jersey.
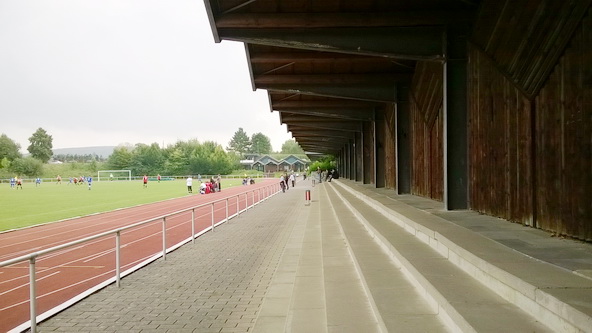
[87,176,92,190]
[10,177,15,189]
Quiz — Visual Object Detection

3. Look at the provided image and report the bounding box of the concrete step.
[328,182,555,332]
[323,185,450,332]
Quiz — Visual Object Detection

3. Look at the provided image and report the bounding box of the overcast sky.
[0,0,292,152]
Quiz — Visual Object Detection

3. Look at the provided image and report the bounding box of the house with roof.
[250,154,310,173]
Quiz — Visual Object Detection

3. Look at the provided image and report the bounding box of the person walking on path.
[289,173,295,188]
[186,176,193,193]
[279,174,286,193]
[143,175,148,188]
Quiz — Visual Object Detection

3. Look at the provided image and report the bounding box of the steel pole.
[29,257,37,333]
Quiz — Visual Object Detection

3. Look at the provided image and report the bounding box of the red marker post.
[305,190,311,206]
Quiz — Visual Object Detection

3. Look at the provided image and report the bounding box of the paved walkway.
[35,179,592,332]
[38,185,309,332]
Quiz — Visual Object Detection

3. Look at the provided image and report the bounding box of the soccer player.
[56,175,62,184]
[143,175,148,188]
[10,176,15,189]
[16,177,23,189]
[87,176,92,190]
[35,177,41,187]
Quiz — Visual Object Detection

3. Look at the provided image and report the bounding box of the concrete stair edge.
[332,180,591,333]
[329,183,476,333]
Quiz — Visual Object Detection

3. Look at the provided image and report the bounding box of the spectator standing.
[186,176,193,193]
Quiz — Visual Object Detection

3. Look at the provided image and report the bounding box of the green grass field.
[0,179,243,232]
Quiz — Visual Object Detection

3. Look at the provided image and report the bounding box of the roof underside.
[205,0,481,155]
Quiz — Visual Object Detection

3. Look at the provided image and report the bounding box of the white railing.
[0,182,280,333]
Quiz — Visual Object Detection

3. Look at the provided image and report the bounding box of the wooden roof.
[204,0,480,154]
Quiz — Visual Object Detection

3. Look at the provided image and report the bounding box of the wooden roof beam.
[216,11,476,28]
[274,108,374,121]
[218,27,444,61]
[282,120,361,132]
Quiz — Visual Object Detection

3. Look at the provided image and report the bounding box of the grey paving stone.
[38,188,303,333]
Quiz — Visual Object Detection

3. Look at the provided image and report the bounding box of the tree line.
[1,127,308,177]
[226,127,305,155]
[0,128,53,176]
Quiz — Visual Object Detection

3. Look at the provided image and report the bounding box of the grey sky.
[0,0,292,152]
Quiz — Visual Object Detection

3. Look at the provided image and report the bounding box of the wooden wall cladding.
[535,12,592,241]
[472,0,592,98]
[468,46,534,225]
[384,104,397,189]
[410,61,444,201]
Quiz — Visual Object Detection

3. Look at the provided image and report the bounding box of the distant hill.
[53,146,116,158]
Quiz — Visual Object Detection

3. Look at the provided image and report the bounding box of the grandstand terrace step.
[328,181,555,332]
[323,185,449,332]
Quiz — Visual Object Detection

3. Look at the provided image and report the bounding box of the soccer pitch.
[0,179,243,232]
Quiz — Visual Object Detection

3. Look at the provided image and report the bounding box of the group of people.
[9,176,23,189]
[184,175,222,194]
[279,172,296,192]
[9,175,93,190]
[242,177,255,185]
[310,168,339,186]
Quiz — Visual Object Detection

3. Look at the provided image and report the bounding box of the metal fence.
[0,182,280,333]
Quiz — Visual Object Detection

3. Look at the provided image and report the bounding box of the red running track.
[0,180,279,332]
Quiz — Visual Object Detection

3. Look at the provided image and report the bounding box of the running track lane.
[0,179,279,332]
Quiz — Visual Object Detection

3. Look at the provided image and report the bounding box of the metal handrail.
[0,183,279,333]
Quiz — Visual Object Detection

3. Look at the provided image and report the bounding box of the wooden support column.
[443,29,468,210]
[355,132,363,182]
[396,85,412,194]
[343,140,352,179]
[363,121,375,184]
[375,108,386,188]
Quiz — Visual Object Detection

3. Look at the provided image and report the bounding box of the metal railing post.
[162,217,167,260]
[191,209,195,244]
[29,256,37,333]
[116,231,121,287]
[211,202,215,231]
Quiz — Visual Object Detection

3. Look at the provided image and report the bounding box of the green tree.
[130,143,164,175]
[164,147,188,175]
[107,146,133,170]
[281,139,305,154]
[1,157,10,169]
[0,134,22,162]
[309,156,336,173]
[227,128,251,156]
[250,132,272,154]
[10,157,43,176]
[27,128,53,163]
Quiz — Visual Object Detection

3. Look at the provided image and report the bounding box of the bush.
[9,157,44,176]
